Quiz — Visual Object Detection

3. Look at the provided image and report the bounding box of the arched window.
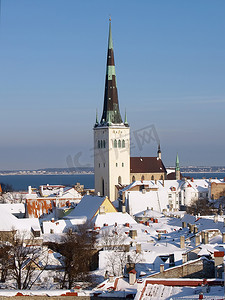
[114,140,117,148]
[118,140,121,148]
[118,176,122,184]
[100,140,103,148]
[151,175,154,180]
[103,140,106,148]
[98,140,100,148]
[160,175,163,180]
[132,176,135,182]
[122,140,125,148]
[141,175,145,181]
[122,163,124,167]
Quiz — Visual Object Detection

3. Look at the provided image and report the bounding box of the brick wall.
[211,182,225,200]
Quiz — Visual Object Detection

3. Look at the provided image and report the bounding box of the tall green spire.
[176,153,180,171]
[100,18,123,125]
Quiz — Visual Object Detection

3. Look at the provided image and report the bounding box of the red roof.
[129,269,137,274]
[130,157,167,174]
[214,251,224,257]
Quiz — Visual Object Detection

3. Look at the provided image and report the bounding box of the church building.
[94,20,166,202]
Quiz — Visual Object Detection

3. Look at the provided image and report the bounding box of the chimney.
[194,226,198,234]
[129,269,137,285]
[214,214,218,223]
[180,236,185,248]
[28,186,32,194]
[129,230,137,239]
[182,253,187,264]
[222,232,225,243]
[182,221,187,228]
[195,235,200,246]
[204,232,209,244]
[136,244,141,253]
[160,264,164,273]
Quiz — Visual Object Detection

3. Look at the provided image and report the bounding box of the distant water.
[0,174,95,191]
[0,172,224,192]
[182,172,225,180]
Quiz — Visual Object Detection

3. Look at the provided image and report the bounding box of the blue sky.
[0,0,224,170]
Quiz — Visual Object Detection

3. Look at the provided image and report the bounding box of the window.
[104,163,106,167]
[118,140,121,148]
[122,140,125,148]
[122,163,124,167]
[116,163,118,167]
[98,140,100,148]
[118,176,121,184]
[114,140,117,148]
[160,175,163,180]
[132,176,135,182]
[168,194,172,199]
[100,140,103,148]
[103,140,106,148]
[99,163,100,168]
[151,175,154,180]
[141,175,145,181]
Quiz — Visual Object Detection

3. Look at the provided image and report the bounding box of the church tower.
[175,153,181,180]
[94,19,130,202]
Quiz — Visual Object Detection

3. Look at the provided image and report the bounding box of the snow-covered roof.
[93,212,136,228]
[42,217,86,234]
[135,209,163,219]
[66,195,112,220]
[0,203,25,215]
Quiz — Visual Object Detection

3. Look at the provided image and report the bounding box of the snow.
[42,217,86,234]
[0,203,25,215]
[93,212,136,228]
[66,195,107,220]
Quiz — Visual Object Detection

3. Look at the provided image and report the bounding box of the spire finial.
[109,16,111,22]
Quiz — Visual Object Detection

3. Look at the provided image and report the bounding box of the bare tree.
[0,231,48,289]
[60,222,97,289]
[186,198,214,215]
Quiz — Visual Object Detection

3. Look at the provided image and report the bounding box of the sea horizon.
[0,172,224,192]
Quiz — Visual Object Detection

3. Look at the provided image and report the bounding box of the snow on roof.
[0,206,41,235]
[0,203,25,215]
[135,209,163,218]
[127,190,169,215]
[182,214,225,233]
[121,178,221,194]
[93,212,136,228]
[66,195,108,220]
[42,217,87,234]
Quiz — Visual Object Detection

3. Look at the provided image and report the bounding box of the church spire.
[100,18,123,125]
[175,153,181,180]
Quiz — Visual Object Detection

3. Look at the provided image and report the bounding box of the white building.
[118,178,222,215]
